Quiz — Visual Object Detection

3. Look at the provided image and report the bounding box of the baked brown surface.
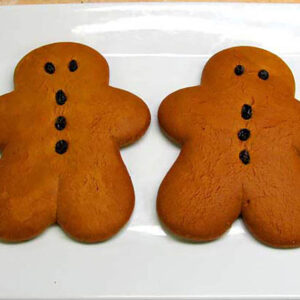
[157,46,300,248]
[0,42,150,243]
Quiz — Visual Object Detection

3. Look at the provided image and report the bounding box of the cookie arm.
[292,99,300,151]
[104,87,150,147]
[158,86,202,145]
[0,92,14,147]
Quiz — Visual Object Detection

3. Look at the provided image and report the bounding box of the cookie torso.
[0,43,150,242]
[158,46,300,247]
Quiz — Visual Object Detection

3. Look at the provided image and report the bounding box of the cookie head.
[201,46,295,97]
[14,42,109,91]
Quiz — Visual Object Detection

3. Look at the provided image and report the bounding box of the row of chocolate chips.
[55,89,68,154]
[44,60,78,154]
[234,65,269,165]
[234,64,269,80]
[44,60,78,74]
[236,65,252,164]
[239,104,251,165]
[235,65,252,164]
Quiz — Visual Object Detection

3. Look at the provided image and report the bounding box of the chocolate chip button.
[44,62,55,74]
[258,69,269,80]
[69,60,78,72]
[239,150,250,165]
[238,128,251,141]
[55,116,66,130]
[234,65,244,76]
[241,104,252,120]
[55,140,68,154]
[56,90,67,105]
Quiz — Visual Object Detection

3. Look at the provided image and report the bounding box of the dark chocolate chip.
[238,128,251,141]
[239,150,250,165]
[69,60,78,72]
[234,65,244,76]
[55,140,68,154]
[44,62,55,74]
[56,90,67,105]
[258,69,269,80]
[55,116,66,130]
[241,104,252,120]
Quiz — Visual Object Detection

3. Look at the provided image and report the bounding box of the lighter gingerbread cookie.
[0,42,150,243]
[157,46,300,248]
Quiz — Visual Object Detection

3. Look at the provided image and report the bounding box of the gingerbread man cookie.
[0,42,150,243]
[157,46,300,248]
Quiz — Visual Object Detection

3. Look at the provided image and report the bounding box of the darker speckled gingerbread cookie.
[157,46,300,248]
[0,42,150,243]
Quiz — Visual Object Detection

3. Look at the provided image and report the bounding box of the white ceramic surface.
[0,3,300,299]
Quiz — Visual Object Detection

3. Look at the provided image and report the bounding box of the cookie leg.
[57,148,134,243]
[157,146,242,241]
[0,152,57,242]
[242,171,300,248]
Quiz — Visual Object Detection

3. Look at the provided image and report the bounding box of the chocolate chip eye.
[44,62,55,74]
[234,65,244,76]
[69,60,78,72]
[258,69,269,80]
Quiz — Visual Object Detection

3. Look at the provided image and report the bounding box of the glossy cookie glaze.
[157,46,300,248]
[0,42,150,243]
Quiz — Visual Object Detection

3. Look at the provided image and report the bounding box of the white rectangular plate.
[0,3,300,299]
